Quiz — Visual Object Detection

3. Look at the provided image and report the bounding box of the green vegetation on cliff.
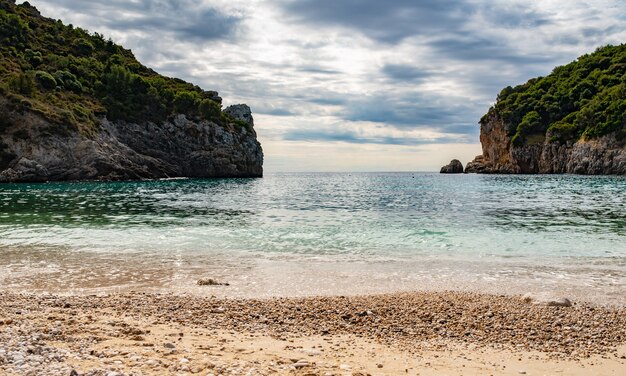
[487,44,626,146]
[0,0,238,136]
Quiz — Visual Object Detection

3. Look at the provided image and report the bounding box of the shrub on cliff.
[490,44,626,145]
[34,70,56,90]
[198,99,222,121]
[8,72,34,95]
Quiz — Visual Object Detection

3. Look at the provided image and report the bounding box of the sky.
[24,0,626,172]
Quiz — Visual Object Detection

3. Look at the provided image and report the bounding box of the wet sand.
[1,245,624,307]
[1,291,625,375]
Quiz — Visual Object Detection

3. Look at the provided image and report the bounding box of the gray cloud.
[480,4,552,28]
[429,36,556,64]
[342,94,481,135]
[297,66,342,75]
[280,0,474,44]
[283,129,469,145]
[279,0,563,68]
[309,98,346,106]
[381,64,434,83]
[582,25,624,38]
[26,0,241,42]
[255,107,295,117]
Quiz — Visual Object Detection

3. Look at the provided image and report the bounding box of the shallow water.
[0,173,624,304]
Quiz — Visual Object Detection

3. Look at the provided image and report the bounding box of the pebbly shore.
[0,291,625,375]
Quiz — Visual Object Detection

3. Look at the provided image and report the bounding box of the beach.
[1,175,625,374]
[1,291,625,375]
[2,0,626,374]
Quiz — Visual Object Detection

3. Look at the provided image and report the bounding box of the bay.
[0,173,624,304]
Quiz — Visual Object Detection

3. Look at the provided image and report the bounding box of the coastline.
[1,291,625,375]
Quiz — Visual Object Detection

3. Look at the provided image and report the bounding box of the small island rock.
[440,159,464,174]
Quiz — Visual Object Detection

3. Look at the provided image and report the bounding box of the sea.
[0,173,624,305]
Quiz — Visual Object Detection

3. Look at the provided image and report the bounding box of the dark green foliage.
[72,38,94,56]
[491,44,626,144]
[52,70,82,92]
[8,71,34,95]
[0,8,29,46]
[173,91,200,114]
[24,49,42,66]
[547,122,578,143]
[0,0,243,133]
[34,70,56,90]
[198,98,221,121]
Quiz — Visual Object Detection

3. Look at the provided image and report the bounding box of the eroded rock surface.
[465,110,626,174]
[0,98,263,182]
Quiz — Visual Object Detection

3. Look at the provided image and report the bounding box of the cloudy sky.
[25,0,626,172]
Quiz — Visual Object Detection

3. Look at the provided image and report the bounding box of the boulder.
[464,155,488,173]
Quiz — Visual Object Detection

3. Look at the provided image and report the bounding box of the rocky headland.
[0,1,262,182]
[464,44,626,174]
[465,109,626,174]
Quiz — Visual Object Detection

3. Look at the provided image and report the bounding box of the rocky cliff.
[465,44,626,175]
[465,110,626,174]
[0,100,263,182]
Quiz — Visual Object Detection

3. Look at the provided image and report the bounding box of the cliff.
[466,44,626,175]
[0,100,263,182]
[465,110,626,174]
[0,1,262,182]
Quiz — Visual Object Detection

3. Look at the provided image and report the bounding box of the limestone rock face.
[0,99,263,182]
[465,109,626,174]
[224,104,254,128]
[440,159,464,173]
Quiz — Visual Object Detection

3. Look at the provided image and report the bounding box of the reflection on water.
[0,173,624,303]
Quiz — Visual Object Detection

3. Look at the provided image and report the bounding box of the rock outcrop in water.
[465,44,626,175]
[440,159,464,174]
[0,1,262,182]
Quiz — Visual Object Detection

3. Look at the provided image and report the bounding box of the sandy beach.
[1,291,625,375]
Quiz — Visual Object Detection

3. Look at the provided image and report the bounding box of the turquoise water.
[0,173,624,303]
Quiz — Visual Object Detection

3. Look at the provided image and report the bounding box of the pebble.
[522,293,573,307]
[197,278,230,286]
[293,359,309,368]
[0,291,624,375]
